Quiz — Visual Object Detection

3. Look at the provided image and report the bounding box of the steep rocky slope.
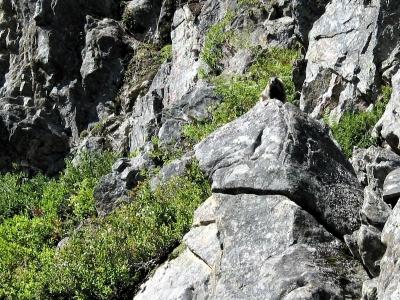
[1,0,400,299]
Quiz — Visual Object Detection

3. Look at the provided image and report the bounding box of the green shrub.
[0,173,48,220]
[0,151,118,298]
[148,136,185,166]
[184,48,299,143]
[201,12,234,74]
[41,161,210,299]
[0,153,210,299]
[160,44,172,63]
[330,86,391,157]
[238,0,262,7]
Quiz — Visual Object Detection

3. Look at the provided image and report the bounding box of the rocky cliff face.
[2,0,400,299]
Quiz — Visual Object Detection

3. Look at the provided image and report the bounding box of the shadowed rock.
[134,194,368,299]
[195,100,363,237]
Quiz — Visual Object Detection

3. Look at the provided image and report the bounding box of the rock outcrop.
[378,201,400,299]
[0,0,132,173]
[196,100,362,237]
[134,100,368,299]
[135,194,367,300]
[3,0,400,298]
[301,0,400,121]
[375,70,400,153]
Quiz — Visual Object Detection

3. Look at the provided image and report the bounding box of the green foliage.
[330,86,391,157]
[0,151,118,299]
[0,152,210,299]
[128,149,140,159]
[0,173,48,220]
[201,12,235,74]
[238,0,262,7]
[44,160,210,299]
[160,44,173,63]
[184,48,299,143]
[149,136,185,165]
[91,120,107,136]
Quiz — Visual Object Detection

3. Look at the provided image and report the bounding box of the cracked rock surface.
[301,0,400,121]
[135,193,368,299]
[195,100,363,237]
[134,100,368,299]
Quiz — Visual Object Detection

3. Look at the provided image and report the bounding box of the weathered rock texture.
[0,0,334,172]
[0,0,132,173]
[4,0,400,298]
[136,194,367,299]
[378,202,400,299]
[196,100,363,237]
[134,101,368,299]
[375,69,400,153]
[302,0,400,121]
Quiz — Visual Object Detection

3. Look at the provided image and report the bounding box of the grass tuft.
[184,48,299,144]
[330,86,391,157]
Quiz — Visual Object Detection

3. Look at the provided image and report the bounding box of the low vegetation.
[116,43,172,109]
[200,12,235,75]
[238,0,263,7]
[0,151,210,299]
[184,47,299,143]
[0,152,118,299]
[330,86,391,157]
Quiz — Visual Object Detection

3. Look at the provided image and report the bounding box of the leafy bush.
[0,152,210,299]
[44,160,210,299]
[0,151,118,299]
[330,86,391,157]
[184,48,299,143]
[148,136,185,166]
[160,44,172,63]
[201,12,234,74]
[0,173,48,220]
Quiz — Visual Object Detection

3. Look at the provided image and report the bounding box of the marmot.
[259,77,286,103]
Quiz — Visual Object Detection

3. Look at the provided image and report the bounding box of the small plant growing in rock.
[200,12,235,75]
[160,44,173,63]
[149,136,185,165]
[238,0,263,7]
[184,47,299,143]
[330,86,392,157]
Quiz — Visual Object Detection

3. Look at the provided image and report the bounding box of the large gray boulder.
[378,202,400,299]
[195,100,363,237]
[375,70,400,153]
[134,194,368,299]
[134,98,369,299]
[301,0,400,121]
